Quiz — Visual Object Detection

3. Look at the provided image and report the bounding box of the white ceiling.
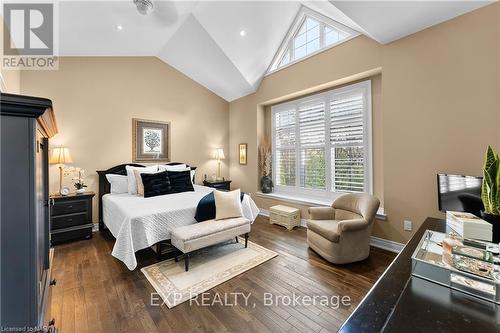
[331,1,493,44]
[51,1,496,101]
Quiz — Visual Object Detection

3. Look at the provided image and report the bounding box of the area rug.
[141,238,278,308]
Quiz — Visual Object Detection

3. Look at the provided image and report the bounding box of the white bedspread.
[103,185,260,270]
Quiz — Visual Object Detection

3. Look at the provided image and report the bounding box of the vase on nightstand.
[261,176,273,193]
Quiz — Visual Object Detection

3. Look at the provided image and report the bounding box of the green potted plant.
[480,146,500,243]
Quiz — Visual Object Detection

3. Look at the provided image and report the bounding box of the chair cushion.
[334,209,362,221]
[306,219,340,243]
[171,217,250,242]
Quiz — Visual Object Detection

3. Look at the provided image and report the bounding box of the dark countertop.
[339,217,500,333]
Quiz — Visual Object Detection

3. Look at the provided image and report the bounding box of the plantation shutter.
[274,107,296,186]
[272,80,371,196]
[330,90,366,193]
[298,100,326,189]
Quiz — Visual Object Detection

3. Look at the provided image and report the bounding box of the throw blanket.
[195,192,245,222]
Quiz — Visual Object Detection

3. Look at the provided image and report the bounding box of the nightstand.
[50,192,95,245]
[203,179,232,191]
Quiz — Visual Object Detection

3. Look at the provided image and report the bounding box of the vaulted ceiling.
[55,1,492,101]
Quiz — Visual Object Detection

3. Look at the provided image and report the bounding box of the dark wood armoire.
[1,93,58,331]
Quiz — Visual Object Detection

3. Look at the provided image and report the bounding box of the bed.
[97,163,260,270]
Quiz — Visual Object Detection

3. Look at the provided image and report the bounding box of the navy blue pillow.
[195,191,245,222]
[141,170,172,198]
[167,170,194,193]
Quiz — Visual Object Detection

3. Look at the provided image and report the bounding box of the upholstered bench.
[171,217,251,271]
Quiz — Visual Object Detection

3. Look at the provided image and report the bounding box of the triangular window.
[268,7,359,73]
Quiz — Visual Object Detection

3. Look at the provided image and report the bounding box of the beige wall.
[230,3,500,244]
[21,57,229,223]
[14,3,500,242]
[1,66,20,94]
[0,17,21,93]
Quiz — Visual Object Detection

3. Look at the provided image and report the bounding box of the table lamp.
[49,147,73,195]
[214,148,225,180]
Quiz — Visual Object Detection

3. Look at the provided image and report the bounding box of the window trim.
[271,80,373,201]
[266,6,360,75]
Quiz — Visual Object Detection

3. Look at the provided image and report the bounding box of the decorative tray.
[411,229,500,304]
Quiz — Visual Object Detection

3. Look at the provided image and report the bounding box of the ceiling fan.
[133,0,154,15]
[127,0,179,27]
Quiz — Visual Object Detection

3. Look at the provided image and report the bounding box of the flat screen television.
[437,174,483,215]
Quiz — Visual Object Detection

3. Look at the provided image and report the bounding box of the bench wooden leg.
[235,236,239,243]
[156,243,162,261]
[185,253,190,272]
[244,233,249,248]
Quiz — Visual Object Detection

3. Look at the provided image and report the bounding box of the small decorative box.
[446,211,492,241]
[269,205,300,230]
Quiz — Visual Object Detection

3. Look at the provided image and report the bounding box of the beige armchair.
[306,193,380,264]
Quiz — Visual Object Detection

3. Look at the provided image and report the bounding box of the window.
[272,81,372,199]
[268,7,359,73]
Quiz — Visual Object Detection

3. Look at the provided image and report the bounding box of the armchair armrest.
[308,207,335,220]
[337,219,368,232]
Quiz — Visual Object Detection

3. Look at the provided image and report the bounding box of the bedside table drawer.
[203,180,232,191]
[50,192,95,245]
[211,183,230,190]
[52,212,88,230]
[52,200,88,215]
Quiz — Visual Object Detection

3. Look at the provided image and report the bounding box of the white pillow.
[214,189,243,220]
[190,169,196,184]
[158,164,187,172]
[105,174,128,194]
[125,165,157,194]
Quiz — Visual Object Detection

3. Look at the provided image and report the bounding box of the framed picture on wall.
[132,118,171,162]
[239,143,247,165]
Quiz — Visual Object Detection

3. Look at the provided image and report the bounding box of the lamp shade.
[214,148,225,160]
[49,147,73,164]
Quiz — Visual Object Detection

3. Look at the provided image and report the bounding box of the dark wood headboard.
[96,162,196,230]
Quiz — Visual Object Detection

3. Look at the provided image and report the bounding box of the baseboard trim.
[369,236,404,253]
[92,223,99,232]
[258,209,404,253]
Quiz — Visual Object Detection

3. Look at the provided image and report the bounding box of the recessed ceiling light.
[240,30,246,37]
[116,24,123,31]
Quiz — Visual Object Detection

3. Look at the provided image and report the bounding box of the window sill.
[255,191,387,220]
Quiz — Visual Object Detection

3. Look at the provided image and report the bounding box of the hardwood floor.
[49,216,395,333]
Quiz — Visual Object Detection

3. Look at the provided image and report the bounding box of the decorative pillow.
[133,169,159,196]
[167,170,195,193]
[125,165,157,194]
[140,170,172,198]
[105,174,128,194]
[214,189,243,220]
[158,164,196,184]
[195,191,244,222]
